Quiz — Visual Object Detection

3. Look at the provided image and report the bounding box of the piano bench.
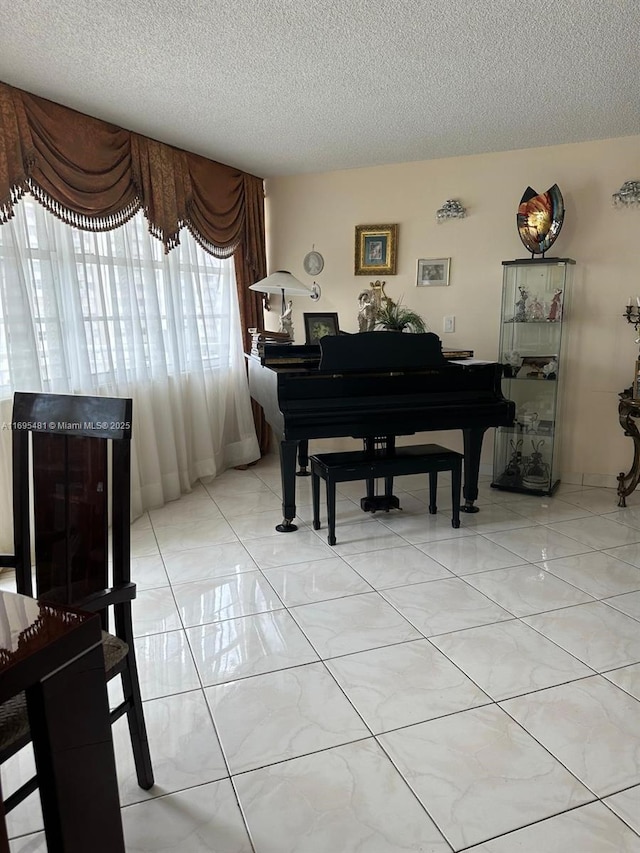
[310,443,462,546]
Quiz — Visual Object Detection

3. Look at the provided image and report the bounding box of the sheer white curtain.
[0,196,259,549]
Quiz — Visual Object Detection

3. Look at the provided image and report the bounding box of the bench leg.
[429,471,438,514]
[326,477,337,546]
[311,470,321,530]
[451,460,461,528]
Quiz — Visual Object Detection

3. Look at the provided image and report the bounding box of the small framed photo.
[416,258,450,287]
[304,312,340,344]
[355,224,398,275]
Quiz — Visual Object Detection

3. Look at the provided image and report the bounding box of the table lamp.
[250,271,321,338]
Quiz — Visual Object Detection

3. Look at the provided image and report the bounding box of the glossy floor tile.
[112,690,227,806]
[289,591,422,657]
[484,525,593,562]
[466,801,640,852]
[161,541,258,585]
[603,662,640,700]
[234,739,452,853]
[431,619,593,700]
[171,571,283,627]
[4,461,640,852]
[463,563,594,615]
[603,785,640,835]
[417,534,527,575]
[523,601,640,671]
[537,551,640,598]
[379,704,593,849]
[381,577,512,636]
[186,609,319,685]
[342,544,453,588]
[325,639,490,732]
[261,556,373,606]
[547,516,640,550]
[501,676,640,795]
[205,662,369,773]
[121,779,253,852]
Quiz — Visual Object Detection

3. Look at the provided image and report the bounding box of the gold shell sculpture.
[517,184,565,256]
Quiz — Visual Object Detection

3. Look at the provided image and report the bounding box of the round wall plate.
[303,250,324,276]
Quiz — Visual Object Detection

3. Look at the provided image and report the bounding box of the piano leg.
[296,439,311,476]
[276,439,299,532]
[461,427,487,513]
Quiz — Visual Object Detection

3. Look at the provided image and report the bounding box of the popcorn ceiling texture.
[0,0,638,176]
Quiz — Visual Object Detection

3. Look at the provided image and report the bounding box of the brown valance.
[0,81,264,258]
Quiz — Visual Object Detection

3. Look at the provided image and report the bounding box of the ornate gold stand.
[617,389,640,506]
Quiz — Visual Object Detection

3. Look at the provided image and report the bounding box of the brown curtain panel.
[0,80,269,451]
[235,173,269,453]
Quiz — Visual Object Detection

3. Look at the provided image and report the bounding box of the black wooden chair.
[0,391,154,814]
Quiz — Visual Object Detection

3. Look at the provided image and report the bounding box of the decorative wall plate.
[303,250,324,276]
[516,184,564,256]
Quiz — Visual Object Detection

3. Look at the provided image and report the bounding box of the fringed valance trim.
[0,179,29,225]
[26,178,142,234]
[0,147,36,226]
[0,81,264,259]
[143,212,184,254]
[186,220,239,260]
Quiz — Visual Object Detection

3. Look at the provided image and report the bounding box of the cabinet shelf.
[497,425,556,439]
[503,376,557,383]
[492,258,574,496]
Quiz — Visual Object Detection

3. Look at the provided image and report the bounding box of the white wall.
[264,135,640,485]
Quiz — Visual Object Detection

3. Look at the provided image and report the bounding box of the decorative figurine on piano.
[281,300,294,338]
[357,290,377,332]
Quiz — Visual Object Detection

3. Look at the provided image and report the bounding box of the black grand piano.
[247,331,515,531]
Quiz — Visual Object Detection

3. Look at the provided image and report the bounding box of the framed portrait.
[355,224,398,275]
[416,258,450,287]
[304,312,340,344]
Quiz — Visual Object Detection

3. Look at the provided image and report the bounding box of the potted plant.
[375,297,427,333]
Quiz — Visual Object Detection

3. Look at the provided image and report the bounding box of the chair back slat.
[11,392,133,609]
[32,433,109,606]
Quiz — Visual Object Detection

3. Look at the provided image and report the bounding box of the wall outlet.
[443,315,455,333]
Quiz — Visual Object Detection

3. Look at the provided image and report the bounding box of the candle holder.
[624,304,640,400]
[624,304,640,330]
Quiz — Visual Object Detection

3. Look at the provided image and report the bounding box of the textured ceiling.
[1,0,638,177]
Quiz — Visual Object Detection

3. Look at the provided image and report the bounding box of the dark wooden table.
[0,590,125,853]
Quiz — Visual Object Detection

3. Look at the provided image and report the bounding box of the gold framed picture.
[355,224,398,275]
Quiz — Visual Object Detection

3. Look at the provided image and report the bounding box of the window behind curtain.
[0,195,259,548]
[0,198,239,394]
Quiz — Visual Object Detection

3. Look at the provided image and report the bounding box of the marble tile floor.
[3,456,640,852]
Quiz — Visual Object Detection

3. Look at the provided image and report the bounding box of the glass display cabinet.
[491,258,575,496]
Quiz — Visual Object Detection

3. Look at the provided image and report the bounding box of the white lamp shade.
[249,270,312,295]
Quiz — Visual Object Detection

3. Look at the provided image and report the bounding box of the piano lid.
[319,331,447,372]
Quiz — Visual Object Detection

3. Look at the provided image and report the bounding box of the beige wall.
[264,135,640,485]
